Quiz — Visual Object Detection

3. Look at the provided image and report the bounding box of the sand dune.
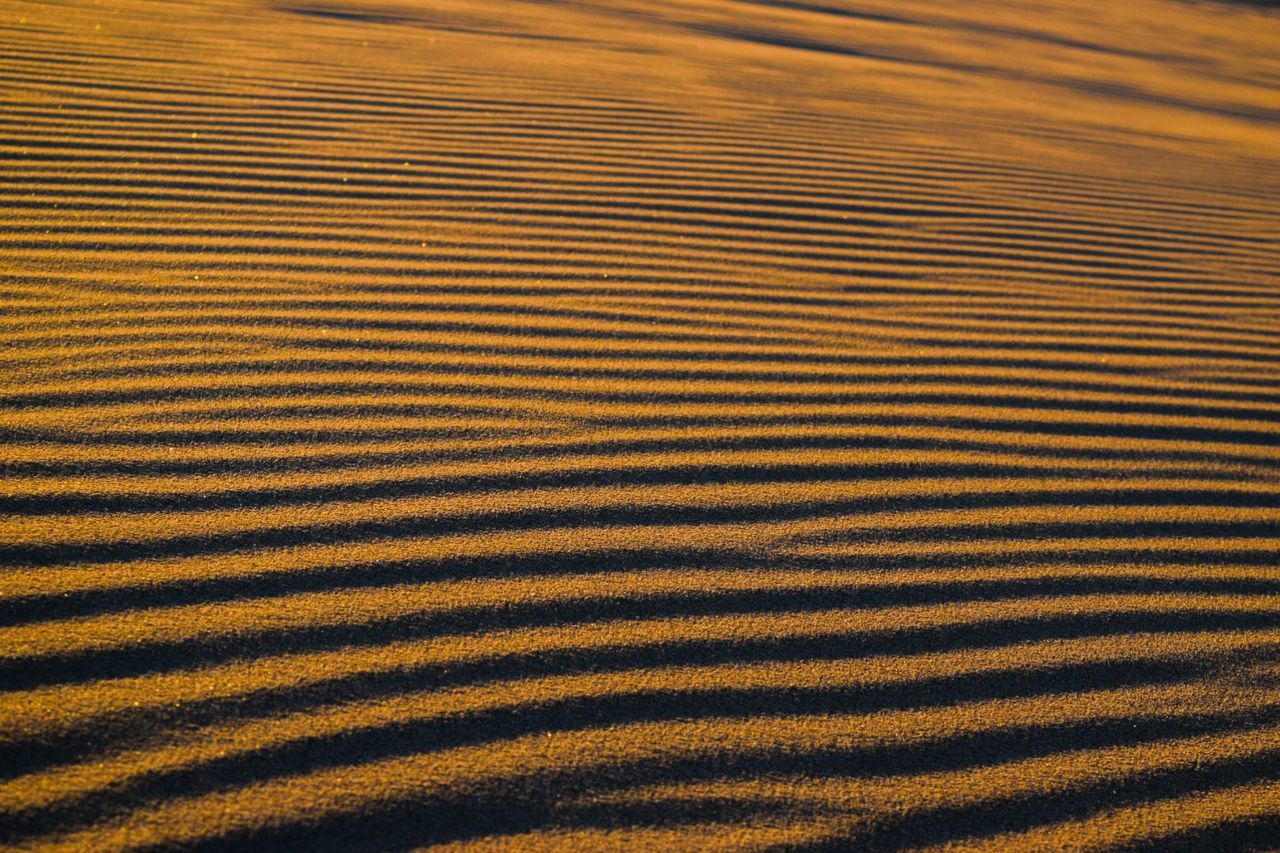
[3,0,1280,848]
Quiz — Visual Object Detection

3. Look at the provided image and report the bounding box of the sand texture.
[3,0,1280,849]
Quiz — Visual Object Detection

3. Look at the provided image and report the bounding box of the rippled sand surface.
[3,0,1280,849]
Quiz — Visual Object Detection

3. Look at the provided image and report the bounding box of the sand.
[2,0,1280,848]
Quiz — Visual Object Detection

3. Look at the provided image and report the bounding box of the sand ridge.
[2,0,1280,848]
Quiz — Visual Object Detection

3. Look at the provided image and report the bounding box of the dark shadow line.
[5,459,1247,517]
[2,651,1270,845]
[5,428,1272,480]
[4,610,1276,779]
[6,544,1277,629]
[3,487,1277,569]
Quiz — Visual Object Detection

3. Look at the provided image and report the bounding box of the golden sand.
[2,0,1279,848]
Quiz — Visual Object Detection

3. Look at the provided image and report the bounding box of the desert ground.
[2,0,1280,849]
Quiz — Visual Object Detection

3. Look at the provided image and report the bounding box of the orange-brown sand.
[2,0,1280,849]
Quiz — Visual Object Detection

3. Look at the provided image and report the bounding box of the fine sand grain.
[2,0,1279,849]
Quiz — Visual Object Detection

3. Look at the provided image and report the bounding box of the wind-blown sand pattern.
[3,0,1280,848]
